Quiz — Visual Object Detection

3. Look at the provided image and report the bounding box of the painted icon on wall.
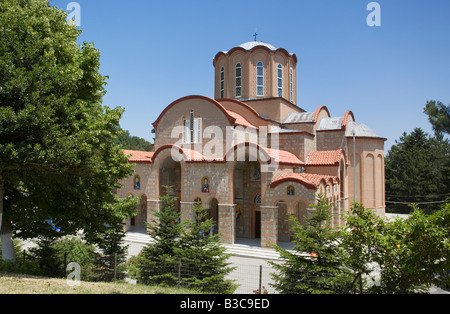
[201,176,210,193]
[134,175,141,190]
[287,185,295,196]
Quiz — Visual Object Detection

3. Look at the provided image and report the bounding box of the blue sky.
[51,0,450,152]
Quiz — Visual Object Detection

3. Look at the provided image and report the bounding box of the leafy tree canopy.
[114,128,153,152]
[0,0,135,260]
[424,100,450,136]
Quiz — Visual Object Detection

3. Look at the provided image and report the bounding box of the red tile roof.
[270,172,339,190]
[124,150,154,163]
[306,149,344,166]
[266,148,305,166]
[226,110,256,128]
[124,145,304,166]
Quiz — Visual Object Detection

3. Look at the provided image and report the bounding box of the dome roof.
[213,41,297,67]
[238,41,277,51]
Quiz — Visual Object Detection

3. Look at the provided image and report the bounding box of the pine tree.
[135,186,183,286]
[29,236,64,278]
[88,196,138,282]
[270,195,353,294]
[385,128,450,213]
[175,200,237,294]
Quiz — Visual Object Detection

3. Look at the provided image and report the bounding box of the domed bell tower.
[213,41,298,106]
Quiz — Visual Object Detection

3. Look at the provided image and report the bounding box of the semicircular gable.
[313,106,331,122]
[342,111,355,128]
[152,95,236,130]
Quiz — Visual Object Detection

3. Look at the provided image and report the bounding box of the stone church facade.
[117,41,386,248]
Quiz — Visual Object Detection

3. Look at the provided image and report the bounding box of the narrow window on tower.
[220,67,225,98]
[256,61,264,96]
[290,68,293,101]
[235,63,242,97]
[190,110,194,142]
[277,64,283,97]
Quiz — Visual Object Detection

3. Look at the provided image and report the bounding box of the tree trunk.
[1,219,16,262]
[0,175,16,262]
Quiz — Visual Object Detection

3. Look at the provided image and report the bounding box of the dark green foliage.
[175,200,237,294]
[385,128,450,213]
[135,188,236,293]
[52,236,96,280]
[115,128,153,152]
[0,0,135,261]
[270,195,353,294]
[86,196,138,282]
[135,186,183,286]
[424,100,450,135]
[29,237,64,278]
[343,203,450,294]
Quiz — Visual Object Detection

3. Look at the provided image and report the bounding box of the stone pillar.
[260,205,278,248]
[218,203,236,244]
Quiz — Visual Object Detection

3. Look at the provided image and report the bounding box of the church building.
[117,41,386,248]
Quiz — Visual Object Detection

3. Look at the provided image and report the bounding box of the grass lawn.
[0,272,204,294]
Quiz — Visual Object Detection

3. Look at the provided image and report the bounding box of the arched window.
[254,194,262,205]
[277,64,283,97]
[256,62,264,96]
[220,67,225,98]
[235,63,242,97]
[290,68,293,101]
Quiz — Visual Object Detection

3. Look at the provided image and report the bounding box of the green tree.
[385,128,450,213]
[114,128,153,152]
[28,236,64,278]
[135,186,183,286]
[88,195,138,282]
[343,203,450,294]
[175,200,236,294]
[341,202,387,293]
[0,0,134,261]
[424,100,450,135]
[270,195,353,294]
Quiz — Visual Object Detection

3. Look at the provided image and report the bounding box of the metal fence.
[226,263,278,294]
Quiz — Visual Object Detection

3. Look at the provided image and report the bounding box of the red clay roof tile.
[306,149,344,166]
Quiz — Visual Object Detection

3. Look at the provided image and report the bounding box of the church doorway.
[159,156,181,212]
[254,211,261,239]
[130,194,148,231]
[233,159,262,239]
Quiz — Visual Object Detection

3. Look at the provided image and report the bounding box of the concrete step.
[124,232,152,244]
[223,243,282,260]
[123,232,289,261]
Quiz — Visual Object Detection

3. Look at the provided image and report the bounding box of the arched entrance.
[159,156,181,212]
[233,159,262,239]
[130,194,148,231]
